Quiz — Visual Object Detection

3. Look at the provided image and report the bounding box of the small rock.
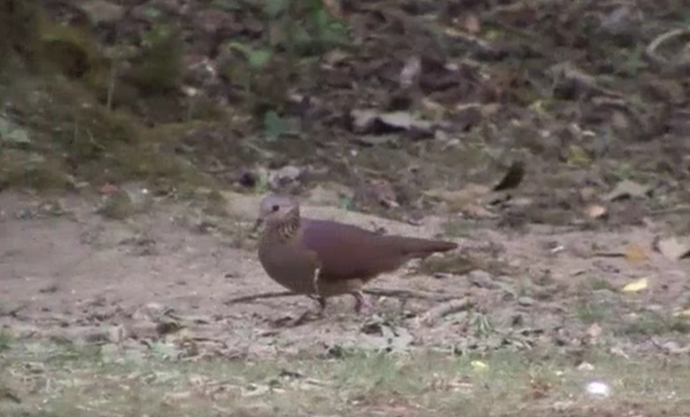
[578,362,594,372]
[307,184,354,207]
[517,296,535,306]
[604,179,650,201]
[655,236,690,260]
[194,9,237,35]
[132,302,169,321]
[467,270,496,288]
[79,0,124,25]
[268,165,302,188]
[108,325,127,344]
[585,381,611,397]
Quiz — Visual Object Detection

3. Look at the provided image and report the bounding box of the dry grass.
[0,339,689,417]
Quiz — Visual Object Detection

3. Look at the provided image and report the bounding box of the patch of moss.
[123,25,184,95]
[40,22,99,79]
[0,10,214,193]
[0,0,43,72]
[48,99,141,162]
[0,149,73,190]
[97,190,135,220]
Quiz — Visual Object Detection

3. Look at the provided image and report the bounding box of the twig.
[224,287,462,305]
[645,28,690,73]
[363,288,459,302]
[224,291,297,305]
[418,297,473,327]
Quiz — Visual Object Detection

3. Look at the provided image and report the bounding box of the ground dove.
[256,194,458,313]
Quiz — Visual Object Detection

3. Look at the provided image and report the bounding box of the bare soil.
[2,189,690,416]
[2,188,689,355]
[3,0,690,414]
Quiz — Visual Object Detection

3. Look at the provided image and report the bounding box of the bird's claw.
[352,291,372,314]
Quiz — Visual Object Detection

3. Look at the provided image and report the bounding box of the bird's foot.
[308,294,327,313]
[352,291,372,314]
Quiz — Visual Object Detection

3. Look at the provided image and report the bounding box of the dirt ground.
[3,0,690,414]
[2,189,690,416]
[2,188,688,357]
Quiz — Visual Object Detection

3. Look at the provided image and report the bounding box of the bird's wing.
[299,219,401,281]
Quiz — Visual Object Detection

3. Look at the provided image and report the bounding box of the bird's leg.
[308,294,327,313]
[352,290,372,314]
[310,266,327,314]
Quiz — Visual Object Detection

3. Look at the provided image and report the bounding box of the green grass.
[1,339,690,417]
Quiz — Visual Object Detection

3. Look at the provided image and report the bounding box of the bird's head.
[254,194,300,231]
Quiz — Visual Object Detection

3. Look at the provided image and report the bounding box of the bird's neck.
[263,208,301,243]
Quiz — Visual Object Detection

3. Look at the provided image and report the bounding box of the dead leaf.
[493,161,525,191]
[464,202,497,219]
[108,324,127,344]
[624,244,648,263]
[322,49,350,66]
[586,323,602,338]
[655,236,690,260]
[464,13,481,34]
[566,144,591,166]
[400,55,421,89]
[350,109,433,134]
[268,21,287,47]
[268,165,303,188]
[584,204,608,219]
[378,111,433,131]
[426,184,491,213]
[604,180,650,201]
[322,0,346,19]
[621,277,649,293]
[580,187,598,201]
[420,98,447,121]
[611,111,630,131]
[355,179,399,209]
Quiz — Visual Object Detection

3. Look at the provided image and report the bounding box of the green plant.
[0,329,13,350]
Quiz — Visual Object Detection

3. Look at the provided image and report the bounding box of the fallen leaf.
[426,184,491,213]
[350,109,434,134]
[268,165,303,188]
[655,236,690,260]
[463,202,497,219]
[586,323,603,338]
[378,111,433,131]
[492,161,525,191]
[624,244,648,263]
[420,98,447,122]
[322,0,346,19]
[604,180,650,201]
[610,111,629,131]
[464,13,481,34]
[567,144,591,167]
[584,204,608,219]
[399,55,421,89]
[471,360,488,370]
[621,277,649,293]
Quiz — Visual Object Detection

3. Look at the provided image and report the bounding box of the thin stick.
[224,291,297,305]
[418,297,473,326]
[224,287,462,305]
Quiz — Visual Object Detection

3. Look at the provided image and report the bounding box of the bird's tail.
[381,235,458,259]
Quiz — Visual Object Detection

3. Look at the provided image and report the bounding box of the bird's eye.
[271,204,280,212]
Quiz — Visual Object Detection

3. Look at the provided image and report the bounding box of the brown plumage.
[256,194,457,313]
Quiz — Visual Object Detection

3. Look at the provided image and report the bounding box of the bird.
[255,194,458,314]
